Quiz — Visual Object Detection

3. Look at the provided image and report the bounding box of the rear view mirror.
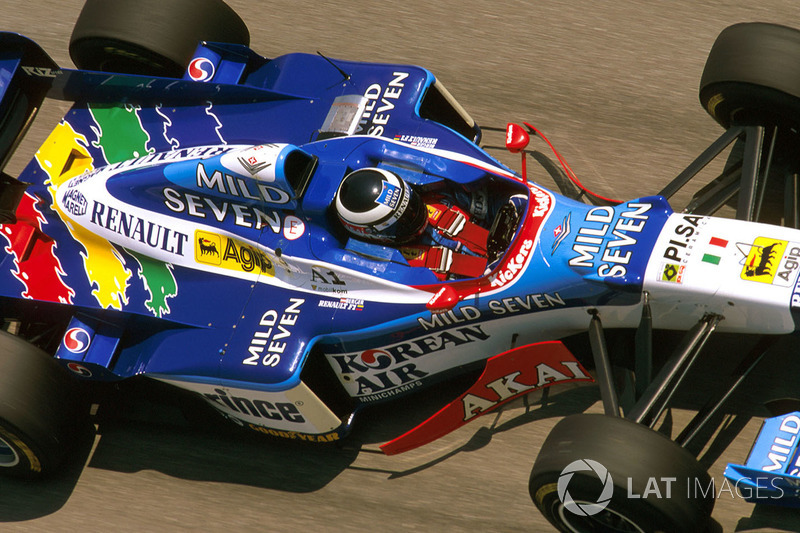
[505,123,529,153]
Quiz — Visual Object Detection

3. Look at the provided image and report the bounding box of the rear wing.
[0,33,59,220]
[0,33,58,173]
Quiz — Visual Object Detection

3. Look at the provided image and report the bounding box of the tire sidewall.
[69,0,250,76]
[700,22,800,128]
[0,419,51,477]
[532,468,692,533]
[529,414,714,533]
[0,331,81,478]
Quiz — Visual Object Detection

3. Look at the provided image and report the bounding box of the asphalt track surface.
[2,1,800,532]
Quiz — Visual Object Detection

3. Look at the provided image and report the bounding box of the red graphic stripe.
[380,341,592,455]
[0,193,74,303]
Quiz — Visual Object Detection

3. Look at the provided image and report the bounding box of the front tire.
[529,414,713,533]
[700,22,800,129]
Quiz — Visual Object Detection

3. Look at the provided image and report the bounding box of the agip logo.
[196,231,221,265]
[741,237,787,284]
[194,230,275,276]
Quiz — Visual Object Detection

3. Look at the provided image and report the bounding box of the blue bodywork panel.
[0,32,676,438]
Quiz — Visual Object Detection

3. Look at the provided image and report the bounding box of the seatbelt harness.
[402,245,487,278]
[427,203,489,256]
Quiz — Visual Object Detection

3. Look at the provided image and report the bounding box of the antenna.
[317,51,350,82]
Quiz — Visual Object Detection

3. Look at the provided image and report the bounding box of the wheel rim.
[557,501,646,533]
[0,433,20,468]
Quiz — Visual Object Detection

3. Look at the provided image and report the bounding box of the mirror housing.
[505,122,529,153]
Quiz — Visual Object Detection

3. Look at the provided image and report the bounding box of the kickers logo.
[490,238,534,288]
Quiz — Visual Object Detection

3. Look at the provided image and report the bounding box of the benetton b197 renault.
[3,2,800,531]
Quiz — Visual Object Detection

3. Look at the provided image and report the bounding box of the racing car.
[1,1,800,531]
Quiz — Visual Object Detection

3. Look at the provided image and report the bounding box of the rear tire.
[0,330,82,478]
[69,0,250,77]
[529,414,713,533]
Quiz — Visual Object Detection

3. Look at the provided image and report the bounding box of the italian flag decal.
[703,237,728,265]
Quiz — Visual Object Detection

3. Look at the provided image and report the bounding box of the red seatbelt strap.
[403,245,487,278]
[427,203,489,256]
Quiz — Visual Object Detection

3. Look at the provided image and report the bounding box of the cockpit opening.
[332,166,527,281]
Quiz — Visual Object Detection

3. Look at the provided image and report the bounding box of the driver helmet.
[334,167,428,244]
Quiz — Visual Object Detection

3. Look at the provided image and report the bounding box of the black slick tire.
[529,414,714,533]
[700,22,800,129]
[69,0,250,77]
[0,330,81,478]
